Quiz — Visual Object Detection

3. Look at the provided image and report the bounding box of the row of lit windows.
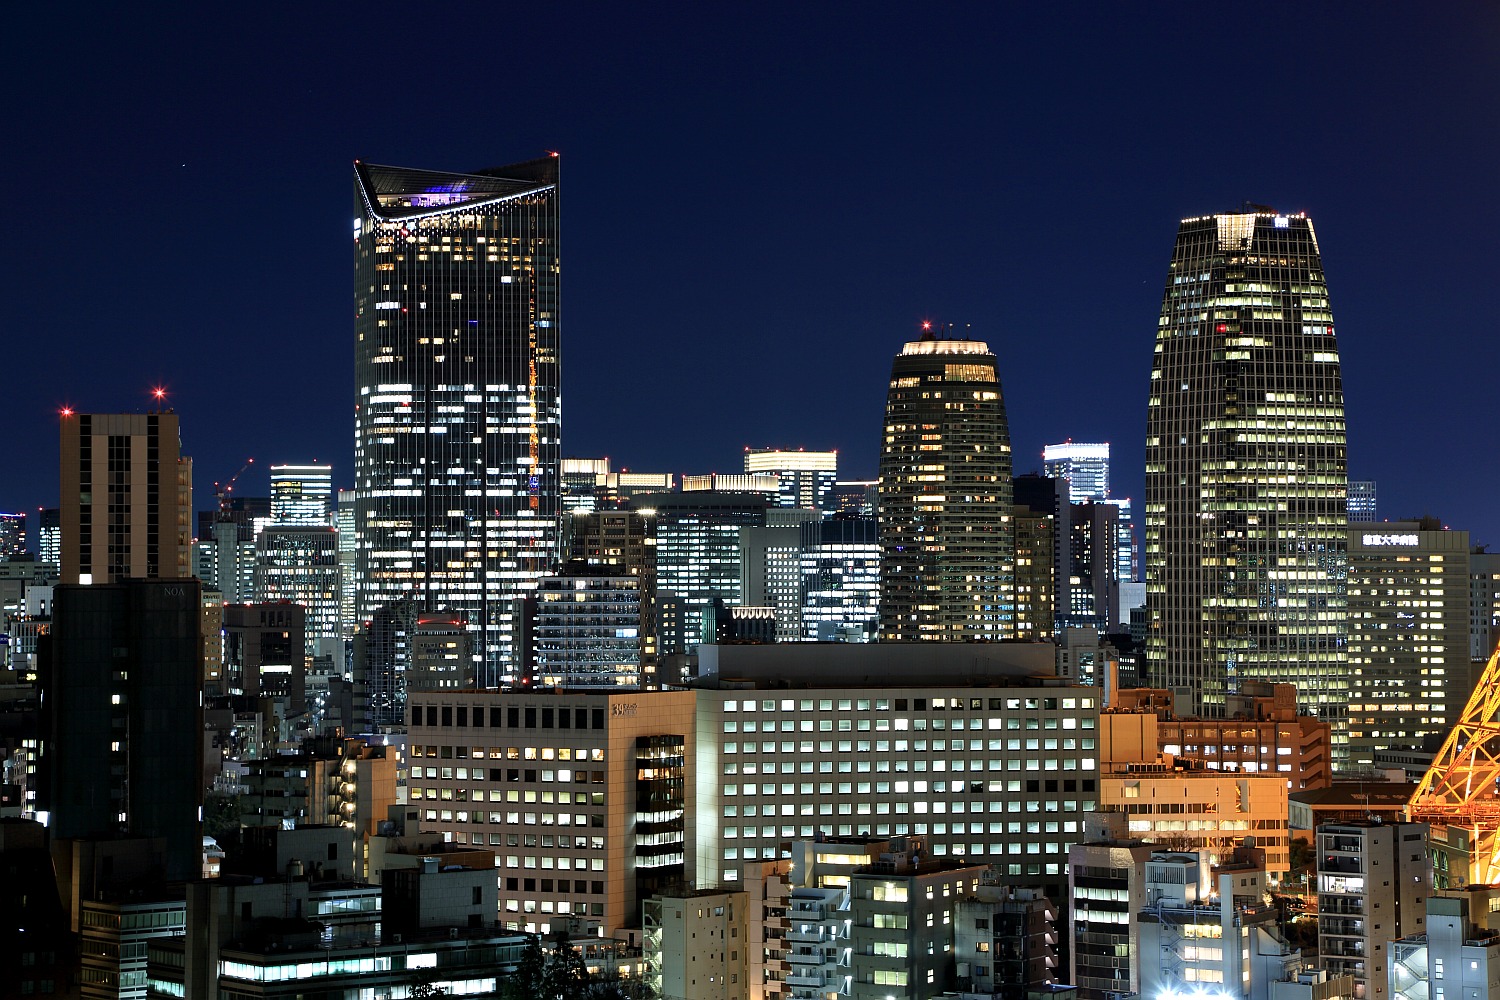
[410,745,607,762]
[722,695,1092,712]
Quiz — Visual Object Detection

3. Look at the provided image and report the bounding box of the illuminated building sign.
[1362,533,1419,547]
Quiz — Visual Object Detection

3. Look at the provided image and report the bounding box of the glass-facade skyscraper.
[1042,442,1110,503]
[353,157,561,687]
[269,464,333,524]
[1145,210,1348,736]
[878,327,1013,640]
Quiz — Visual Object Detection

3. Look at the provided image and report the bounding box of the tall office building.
[37,508,60,566]
[879,326,1013,640]
[740,507,822,642]
[1043,443,1136,586]
[254,524,341,655]
[642,491,772,656]
[831,480,878,516]
[1144,211,1349,732]
[1348,480,1377,522]
[1060,501,1120,632]
[1346,520,1470,768]
[561,458,675,513]
[0,513,25,559]
[257,464,339,656]
[269,463,332,524]
[60,411,193,585]
[799,514,880,641]
[681,473,780,498]
[353,156,561,686]
[561,458,612,512]
[336,488,357,639]
[1042,442,1110,503]
[743,448,838,510]
[1473,548,1500,662]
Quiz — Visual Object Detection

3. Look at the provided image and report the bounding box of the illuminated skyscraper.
[269,464,332,524]
[37,508,60,566]
[743,448,838,510]
[1042,442,1110,503]
[1145,210,1348,733]
[1043,442,1136,587]
[1346,519,1468,769]
[353,157,561,686]
[0,513,25,559]
[878,326,1013,640]
[1348,480,1377,521]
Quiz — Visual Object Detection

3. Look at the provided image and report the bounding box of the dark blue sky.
[7,6,1499,545]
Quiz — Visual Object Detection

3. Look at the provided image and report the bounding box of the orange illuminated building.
[1102,682,1331,790]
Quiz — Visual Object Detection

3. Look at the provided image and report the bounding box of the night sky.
[7,6,1499,547]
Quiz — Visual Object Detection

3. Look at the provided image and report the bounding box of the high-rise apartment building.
[532,565,643,689]
[1316,821,1430,1000]
[269,463,332,524]
[743,448,838,511]
[1346,520,1470,768]
[879,327,1013,640]
[354,156,561,686]
[1042,442,1109,504]
[1012,505,1056,640]
[60,411,193,585]
[564,507,660,684]
[1144,211,1349,731]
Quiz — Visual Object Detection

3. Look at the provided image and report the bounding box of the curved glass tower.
[354,157,561,689]
[1144,211,1347,738]
[878,328,1013,640]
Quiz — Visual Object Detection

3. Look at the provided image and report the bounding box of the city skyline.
[7,7,1499,549]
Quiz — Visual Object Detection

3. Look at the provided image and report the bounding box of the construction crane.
[213,458,255,514]
[1407,641,1500,886]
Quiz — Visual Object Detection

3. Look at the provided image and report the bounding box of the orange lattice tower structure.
[1407,642,1500,886]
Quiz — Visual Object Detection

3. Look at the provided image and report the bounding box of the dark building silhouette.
[39,578,204,882]
[223,602,307,714]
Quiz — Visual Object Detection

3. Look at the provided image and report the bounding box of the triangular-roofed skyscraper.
[353,156,561,703]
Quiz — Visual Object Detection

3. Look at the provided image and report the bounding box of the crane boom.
[213,457,255,513]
